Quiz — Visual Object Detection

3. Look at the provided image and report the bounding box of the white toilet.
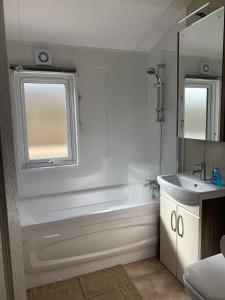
[183,254,225,300]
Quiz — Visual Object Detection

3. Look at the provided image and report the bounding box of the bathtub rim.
[21,200,160,232]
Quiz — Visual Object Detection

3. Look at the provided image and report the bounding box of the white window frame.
[11,70,79,170]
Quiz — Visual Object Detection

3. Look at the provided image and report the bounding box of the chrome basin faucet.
[192,162,206,181]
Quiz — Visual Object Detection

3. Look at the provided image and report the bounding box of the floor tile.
[124,257,164,279]
[125,258,191,300]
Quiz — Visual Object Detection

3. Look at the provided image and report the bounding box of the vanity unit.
[158,174,225,283]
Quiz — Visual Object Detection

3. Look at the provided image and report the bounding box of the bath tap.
[143,178,159,189]
[144,179,160,201]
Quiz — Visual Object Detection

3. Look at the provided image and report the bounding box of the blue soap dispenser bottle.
[212,165,222,186]
[216,168,222,187]
[212,165,217,184]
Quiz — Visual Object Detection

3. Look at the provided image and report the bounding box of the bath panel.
[22,192,159,288]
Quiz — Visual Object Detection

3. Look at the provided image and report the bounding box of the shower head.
[146,67,163,85]
[146,67,156,75]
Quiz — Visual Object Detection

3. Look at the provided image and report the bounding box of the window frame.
[12,70,79,170]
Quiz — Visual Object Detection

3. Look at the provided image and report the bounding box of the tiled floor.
[27,265,142,300]
[124,258,191,300]
[27,257,191,300]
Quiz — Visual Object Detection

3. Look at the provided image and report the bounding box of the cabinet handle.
[171,210,176,232]
[178,215,184,238]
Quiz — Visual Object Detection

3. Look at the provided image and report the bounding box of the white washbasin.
[157,173,225,204]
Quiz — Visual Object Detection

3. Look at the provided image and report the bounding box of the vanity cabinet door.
[176,206,200,283]
[160,196,177,275]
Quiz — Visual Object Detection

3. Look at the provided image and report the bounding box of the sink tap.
[192,162,206,181]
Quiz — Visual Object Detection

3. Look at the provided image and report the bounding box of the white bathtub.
[20,185,160,288]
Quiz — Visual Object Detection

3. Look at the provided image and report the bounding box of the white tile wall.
[7,40,177,198]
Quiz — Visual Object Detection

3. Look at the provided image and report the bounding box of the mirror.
[178,7,224,141]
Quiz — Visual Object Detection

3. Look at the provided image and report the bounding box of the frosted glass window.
[13,71,78,169]
[24,83,69,159]
[184,87,207,140]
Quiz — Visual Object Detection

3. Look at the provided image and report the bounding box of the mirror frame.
[177,6,225,142]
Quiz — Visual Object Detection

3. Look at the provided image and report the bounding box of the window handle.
[78,94,83,126]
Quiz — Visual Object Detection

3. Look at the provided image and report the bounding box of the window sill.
[17,161,79,174]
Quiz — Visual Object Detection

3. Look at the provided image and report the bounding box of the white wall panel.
[7,40,177,199]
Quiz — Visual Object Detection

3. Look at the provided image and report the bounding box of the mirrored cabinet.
[178,7,225,142]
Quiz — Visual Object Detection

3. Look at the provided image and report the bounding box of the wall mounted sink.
[157,174,225,204]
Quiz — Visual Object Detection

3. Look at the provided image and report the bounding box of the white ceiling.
[180,7,224,59]
[3,0,191,51]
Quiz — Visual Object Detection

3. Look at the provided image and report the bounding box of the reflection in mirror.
[184,77,221,140]
[178,7,224,141]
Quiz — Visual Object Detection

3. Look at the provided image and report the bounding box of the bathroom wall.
[145,49,178,176]
[7,40,177,199]
[149,13,186,176]
[161,50,178,175]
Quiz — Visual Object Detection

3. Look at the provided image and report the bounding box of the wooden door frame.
[0,0,26,299]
